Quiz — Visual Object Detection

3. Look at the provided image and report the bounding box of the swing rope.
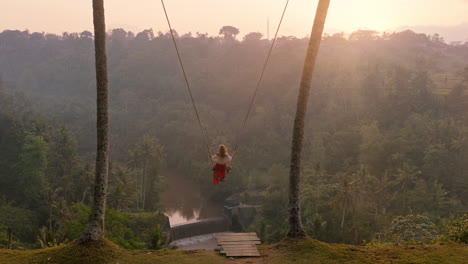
[232,0,290,156]
[161,0,213,164]
[161,0,290,160]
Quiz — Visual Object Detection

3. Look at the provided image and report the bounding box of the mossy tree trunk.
[287,0,330,238]
[79,0,109,244]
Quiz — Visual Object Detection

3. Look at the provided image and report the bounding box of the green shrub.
[59,204,168,249]
[385,215,437,244]
[60,203,142,249]
[60,203,90,240]
[126,212,168,249]
[105,209,143,249]
[444,214,468,244]
[36,226,68,248]
[0,202,39,243]
[142,226,167,249]
[0,224,7,248]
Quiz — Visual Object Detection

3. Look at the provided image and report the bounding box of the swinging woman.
[211,144,232,184]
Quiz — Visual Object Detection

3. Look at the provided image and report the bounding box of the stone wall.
[170,217,229,241]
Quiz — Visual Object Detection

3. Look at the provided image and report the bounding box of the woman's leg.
[213,172,220,184]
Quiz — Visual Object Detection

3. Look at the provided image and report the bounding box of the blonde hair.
[217,144,229,158]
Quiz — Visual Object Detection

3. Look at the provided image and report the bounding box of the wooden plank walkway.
[215,232,261,257]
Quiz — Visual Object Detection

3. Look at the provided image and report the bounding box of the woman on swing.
[211,144,232,184]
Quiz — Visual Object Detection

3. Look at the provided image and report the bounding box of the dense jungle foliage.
[0,27,467,248]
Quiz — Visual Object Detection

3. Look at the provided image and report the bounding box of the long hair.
[217,144,229,158]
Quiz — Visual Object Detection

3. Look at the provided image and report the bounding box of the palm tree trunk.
[79,0,109,244]
[136,171,140,210]
[340,197,346,229]
[287,0,330,238]
[142,158,148,210]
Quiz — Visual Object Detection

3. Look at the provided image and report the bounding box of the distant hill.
[397,23,468,43]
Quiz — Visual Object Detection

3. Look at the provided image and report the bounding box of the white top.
[211,154,232,165]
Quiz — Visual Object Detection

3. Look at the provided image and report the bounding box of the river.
[160,169,223,226]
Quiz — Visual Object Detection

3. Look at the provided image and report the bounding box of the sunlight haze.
[2,0,468,41]
[2,0,468,260]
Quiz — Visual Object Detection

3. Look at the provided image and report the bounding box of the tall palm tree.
[287,0,331,238]
[329,176,360,230]
[79,0,109,244]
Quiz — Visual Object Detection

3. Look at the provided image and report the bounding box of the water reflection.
[161,169,222,226]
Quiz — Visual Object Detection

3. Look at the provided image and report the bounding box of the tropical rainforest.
[0,27,467,249]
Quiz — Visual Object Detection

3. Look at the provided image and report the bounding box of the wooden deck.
[215,232,261,257]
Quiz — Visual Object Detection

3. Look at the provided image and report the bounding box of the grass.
[0,238,467,264]
[264,238,468,264]
[0,240,221,264]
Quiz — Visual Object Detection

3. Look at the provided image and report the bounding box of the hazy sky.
[2,0,468,41]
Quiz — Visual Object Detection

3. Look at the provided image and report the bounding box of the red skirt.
[213,163,228,184]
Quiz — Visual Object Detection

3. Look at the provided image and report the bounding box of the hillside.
[0,239,467,264]
[1,28,468,249]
